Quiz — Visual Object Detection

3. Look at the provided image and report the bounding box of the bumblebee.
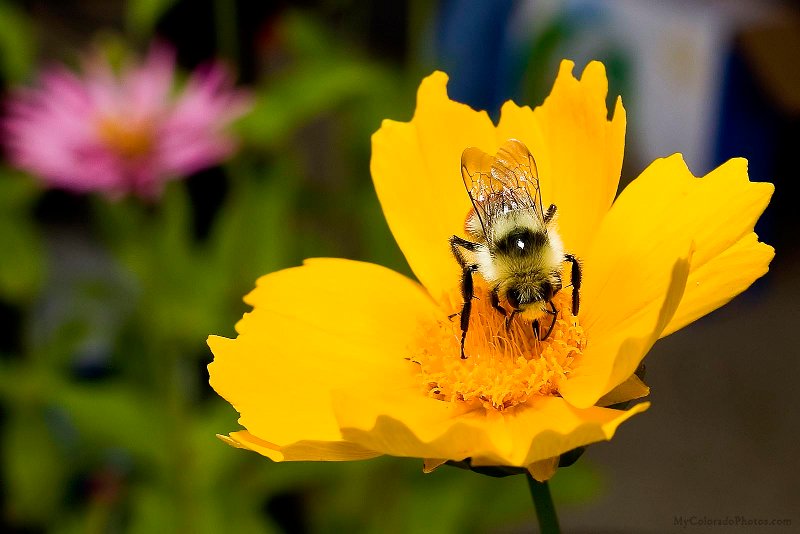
[450,139,581,359]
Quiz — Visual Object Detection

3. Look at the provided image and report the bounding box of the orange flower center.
[410,284,585,411]
[96,117,154,159]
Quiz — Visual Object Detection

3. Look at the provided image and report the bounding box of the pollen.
[96,117,154,159]
[411,285,585,411]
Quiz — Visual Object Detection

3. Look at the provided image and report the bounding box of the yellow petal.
[488,399,649,467]
[496,60,626,257]
[561,237,693,409]
[208,258,442,457]
[591,156,772,339]
[596,373,650,408]
[218,431,380,462]
[371,72,497,302]
[334,381,649,467]
[653,158,774,335]
[663,233,773,336]
[334,382,503,462]
[563,154,772,408]
[527,457,559,482]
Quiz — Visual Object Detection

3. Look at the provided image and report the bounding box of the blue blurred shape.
[435,0,516,115]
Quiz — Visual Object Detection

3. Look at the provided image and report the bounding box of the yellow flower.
[208,60,773,481]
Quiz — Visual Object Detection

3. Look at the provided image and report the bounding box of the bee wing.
[460,146,497,238]
[491,139,544,221]
[460,140,544,239]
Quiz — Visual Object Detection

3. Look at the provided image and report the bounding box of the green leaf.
[0,366,165,467]
[0,170,40,208]
[188,399,244,491]
[126,0,179,40]
[0,211,44,302]
[239,62,389,149]
[127,485,179,534]
[0,1,36,83]
[53,381,168,467]
[0,171,44,302]
[279,11,338,60]
[1,409,66,523]
[93,184,227,346]
[210,161,297,289]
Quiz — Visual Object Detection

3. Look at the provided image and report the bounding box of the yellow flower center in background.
[411,287,585,411]
[96,117,154,159]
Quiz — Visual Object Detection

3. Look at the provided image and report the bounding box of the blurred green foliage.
[126,0,179,41]
[0,5,604,533]
[0,0,35,83]
[0,170,43,302]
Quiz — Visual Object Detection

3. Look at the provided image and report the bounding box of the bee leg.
[541,301,557,340]
[457,265,478,359]
[448,298,479,319]
[533,302,558,341]
[505,309,517,332]
[564,253,582,314]
[449,235,482,359]
[491,287,516,332]
[450,235,481,264]
[544,203,557,224]
[490,287,507,316]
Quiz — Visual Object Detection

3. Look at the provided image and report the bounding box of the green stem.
[526,473,561,534]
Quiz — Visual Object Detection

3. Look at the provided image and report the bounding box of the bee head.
[505,278,561,312]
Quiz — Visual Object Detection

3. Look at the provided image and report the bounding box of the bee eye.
[506,288,521,309]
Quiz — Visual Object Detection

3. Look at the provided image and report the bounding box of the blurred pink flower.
[3,44,251,198]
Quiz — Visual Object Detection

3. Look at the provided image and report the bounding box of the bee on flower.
[3,43,250,199]
[208,61,773,483]
[450,138,582,359]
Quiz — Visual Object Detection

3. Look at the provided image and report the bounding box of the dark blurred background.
[0,0,798,532]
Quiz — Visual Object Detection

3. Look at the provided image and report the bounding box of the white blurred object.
[515,0,783,175]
